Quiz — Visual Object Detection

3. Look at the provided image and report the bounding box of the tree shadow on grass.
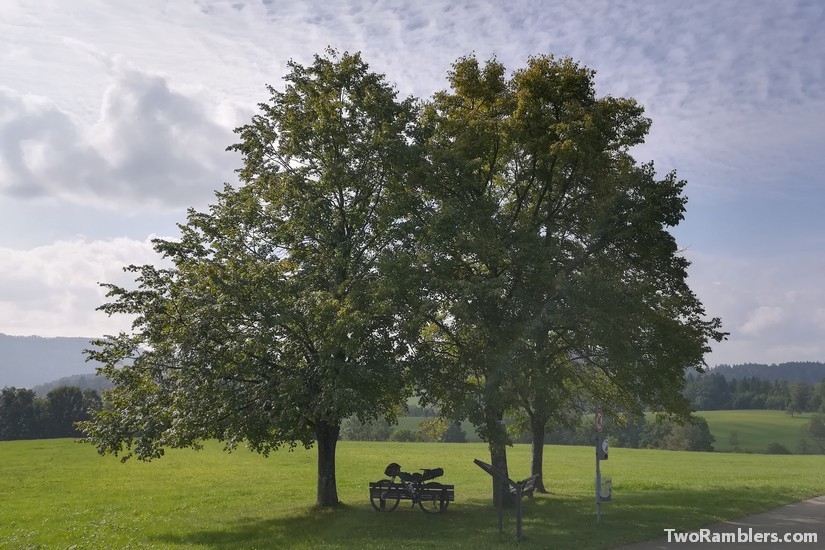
[151,486,819,549]
[152,501,513,550]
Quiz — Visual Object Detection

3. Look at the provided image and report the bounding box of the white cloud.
[740,306,784,336]
[686,250,825,366]
[0,237,168,337]
[0,62,239,209]
[3,0,823,205]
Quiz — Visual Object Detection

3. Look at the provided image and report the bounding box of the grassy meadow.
[695,410,814,453]
[397,409,820,452]
[2,439,824,549]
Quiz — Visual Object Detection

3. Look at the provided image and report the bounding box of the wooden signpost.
[473,458,539,542]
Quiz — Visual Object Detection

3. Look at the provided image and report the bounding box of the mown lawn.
[2,439,824,549]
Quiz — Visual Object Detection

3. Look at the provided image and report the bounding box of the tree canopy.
[408,54,724,500]
[81,50,418,507]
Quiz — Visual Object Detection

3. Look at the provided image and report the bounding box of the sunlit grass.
[695,410,813,452]
[2,439,824,548]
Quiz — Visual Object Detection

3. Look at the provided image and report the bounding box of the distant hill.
[32,373,112,397]
[0,333,97,389]
[710,362,825,384]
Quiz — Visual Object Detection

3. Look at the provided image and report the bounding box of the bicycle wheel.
[418,482,449,514]
[370,480,400,512]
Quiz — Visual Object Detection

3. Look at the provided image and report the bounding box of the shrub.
[442,421,466,443]
[390,428,417,442]
[765,442,791,455]
[339,417,393,441]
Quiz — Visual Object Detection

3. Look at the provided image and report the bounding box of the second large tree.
[411,55,724,503]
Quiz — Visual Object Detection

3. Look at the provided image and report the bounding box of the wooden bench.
[510,473,540,500]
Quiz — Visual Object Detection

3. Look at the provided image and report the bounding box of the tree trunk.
[486,408,513,508]
[530,414,549,493]
[314,419,340,507]
[490,439,513,508]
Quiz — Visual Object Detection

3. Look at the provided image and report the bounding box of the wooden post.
[474,458,529,542]
[596,449,602,523]
[496,478,503,533]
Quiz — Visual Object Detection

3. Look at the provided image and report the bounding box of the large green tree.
[411,54,724,504]
[80,50,418,507]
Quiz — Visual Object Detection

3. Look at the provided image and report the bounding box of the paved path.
[618,496,825,549]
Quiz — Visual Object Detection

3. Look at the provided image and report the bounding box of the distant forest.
[4,365,825,447]
[686,362,825,413]
[0,386,101,441]
[709,361,825,384]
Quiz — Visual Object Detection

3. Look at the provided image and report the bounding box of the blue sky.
[1,0,823,367]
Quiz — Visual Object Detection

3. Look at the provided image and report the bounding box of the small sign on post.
[595,409,612,523]
[597,434,608,460]
[601,478,613,501]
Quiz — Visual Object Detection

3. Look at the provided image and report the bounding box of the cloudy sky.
[1,0,823,368]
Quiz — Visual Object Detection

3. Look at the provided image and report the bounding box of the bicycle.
[369,462,454,513]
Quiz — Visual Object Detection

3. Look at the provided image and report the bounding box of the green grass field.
[2,439,824,549]
[695,410,813,453]
[398,409,817,452]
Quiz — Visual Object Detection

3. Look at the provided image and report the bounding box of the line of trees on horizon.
[340,412,717,453]
[0,386,101,441]
[685,373,825,414]
[342,405,825,456]
[709,361,825,384]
